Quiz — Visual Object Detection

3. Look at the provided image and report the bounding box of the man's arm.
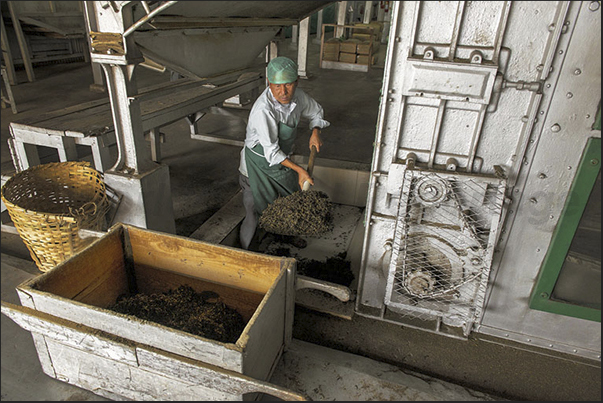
[281,158,313,190]
[309,127,323,152]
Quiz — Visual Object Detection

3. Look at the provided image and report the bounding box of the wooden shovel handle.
[302,146,318,191]
[307,145,318,177]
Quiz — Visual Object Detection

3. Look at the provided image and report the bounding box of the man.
[238,56,330,250]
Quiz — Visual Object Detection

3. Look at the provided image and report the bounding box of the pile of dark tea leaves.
[259,190,333,236]
[109,285,246,344]
[267,249,354,287]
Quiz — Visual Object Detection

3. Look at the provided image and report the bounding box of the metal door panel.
[357,1,600,360]
[479,1,601,360]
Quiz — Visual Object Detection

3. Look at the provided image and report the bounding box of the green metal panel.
[529,137,601,322]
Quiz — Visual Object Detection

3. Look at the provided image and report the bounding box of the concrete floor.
[1,36,601,401]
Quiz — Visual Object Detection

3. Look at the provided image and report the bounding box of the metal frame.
[356,0,601,360]
[529,137,601,322]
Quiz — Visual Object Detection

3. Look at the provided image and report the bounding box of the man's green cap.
[267,56,298,84]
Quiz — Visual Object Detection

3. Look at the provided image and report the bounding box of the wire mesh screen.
[385,168,506,333]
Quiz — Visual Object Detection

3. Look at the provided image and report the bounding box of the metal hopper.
[126,1,331,79]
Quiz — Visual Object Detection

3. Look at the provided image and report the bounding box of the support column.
[363,1,374,24]
[377,2,385,23]
[336,1,348,38]
[297,17,310,79]
[82,2,105,92]
[381,5,391,44]
[313,10,324,45]
[100,64,154,174]
[85,1,175,234]
[265,40,279,87]
[290,24,299,48]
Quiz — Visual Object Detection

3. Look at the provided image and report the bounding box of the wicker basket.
[1,161,112,272]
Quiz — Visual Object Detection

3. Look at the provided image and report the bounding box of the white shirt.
[239,86,330,176]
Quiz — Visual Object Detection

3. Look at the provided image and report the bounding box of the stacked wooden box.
[352,22,382,55]
[324,38,372,65]
[339,38,360,63]
[323,38,341,61]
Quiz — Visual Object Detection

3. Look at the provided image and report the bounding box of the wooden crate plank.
[136,346,306,400]
[13,289,244,371]
[127,226,284,295]
[28,230,129,308]
[61,345,240,401]
[3,301,304,401]
[44,329,236,400]
[1,302,138,365]
[241,272,287,382]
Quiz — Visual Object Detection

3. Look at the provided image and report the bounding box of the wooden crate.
[356,41,372,55]
[2,223,301,400]
[340,39,360,53]
[339,52,357,64]
[323,38,341,54]
[323,52,339,61]
[356,54,371,65]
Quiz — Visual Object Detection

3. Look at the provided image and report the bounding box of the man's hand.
[309,127,323,152]
[297,168,313,190]
[281,158,314,190]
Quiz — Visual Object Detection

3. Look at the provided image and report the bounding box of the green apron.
[245,121,299,214]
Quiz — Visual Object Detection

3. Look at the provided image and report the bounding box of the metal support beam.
[100,63,154,173]
[0,10,17,85]
[81,1,105,92]
[1,67,17,114]
[84,1,175,233]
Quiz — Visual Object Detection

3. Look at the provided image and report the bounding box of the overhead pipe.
[123,1,178,37]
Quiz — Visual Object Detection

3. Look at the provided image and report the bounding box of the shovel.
[302,145,318,191]
[259,144,332,236]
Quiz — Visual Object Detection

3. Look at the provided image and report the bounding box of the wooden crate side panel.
[14,290,244,372]
[1,303,138,365]
[47,340,239,401]
[133,264,264,322]
[3,302,303,401]
[240,272,287,382]
[136,346,306,401]
[28,229,129,308]
[30,332,57,378]
[126,226,287,294]
[283,260,297,347]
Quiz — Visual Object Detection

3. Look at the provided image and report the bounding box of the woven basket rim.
[1,161,107,218]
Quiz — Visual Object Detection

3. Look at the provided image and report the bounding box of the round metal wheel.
[404,270,436,297]
[414,176,449,206]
